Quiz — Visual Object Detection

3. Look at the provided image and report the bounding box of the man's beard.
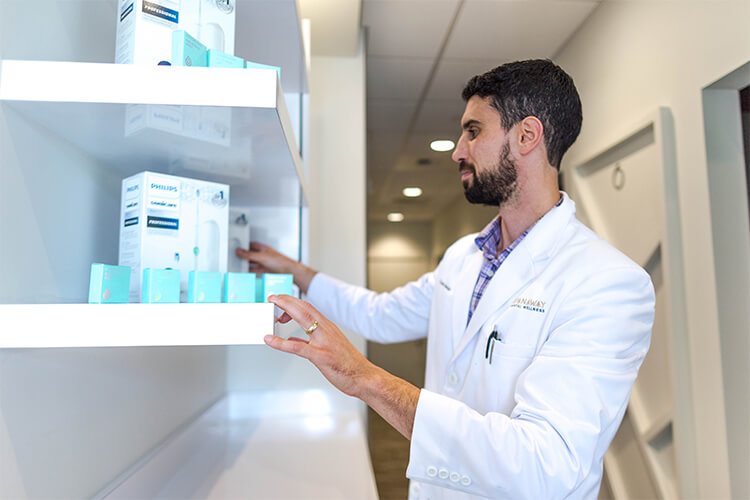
[462,141,518,207]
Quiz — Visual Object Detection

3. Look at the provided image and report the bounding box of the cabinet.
[0,3,374,499]
[0,3,308,347]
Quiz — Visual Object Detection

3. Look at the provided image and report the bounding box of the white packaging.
[227,208,251,273]
[115,0,236,65]
[119,171,229,302]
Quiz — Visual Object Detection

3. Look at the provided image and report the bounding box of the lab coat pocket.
[483,341,539,414]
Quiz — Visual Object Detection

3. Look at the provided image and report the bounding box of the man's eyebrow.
[462,119,481,130]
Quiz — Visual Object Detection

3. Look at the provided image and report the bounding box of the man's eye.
[468,129,478,139]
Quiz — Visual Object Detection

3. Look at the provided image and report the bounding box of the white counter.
[98,391,379,499]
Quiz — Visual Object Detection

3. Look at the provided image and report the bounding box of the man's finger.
[235,248,261,261]
[275,311,293,324]
[249,241,267,252]
[268,294,318,328]
[264,335,310,357]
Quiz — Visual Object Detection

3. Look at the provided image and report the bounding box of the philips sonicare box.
[119,171,229,302]
[115,0,236,65]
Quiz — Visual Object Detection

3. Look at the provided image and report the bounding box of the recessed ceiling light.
[387,212,404,223]
[430,139,455,152]
[402,187,423,198]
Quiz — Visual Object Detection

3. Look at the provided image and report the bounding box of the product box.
[245,60,281,80]
[115,0,236,66]
[89,263,131,304]
[207,49,244,68]
[118,171,229,302]
[256,273,293,303]
[223,272,256,303]
[187,270,222,303]
[227,208,250,273]
[172,30,207,67]
[142,268,181,303]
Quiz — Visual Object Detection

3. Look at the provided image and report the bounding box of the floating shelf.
[0,60,308,207]
[0,303,275,348]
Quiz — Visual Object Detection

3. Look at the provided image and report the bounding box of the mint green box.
[187,271,222,303]
[171,30,207,67]
[256,273,293,303]
[245,60,281,79]
[223,273,256,303]
[89,263,131,304]
[207,49,244,68]
[142,268,180,303]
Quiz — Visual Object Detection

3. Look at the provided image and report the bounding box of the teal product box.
[171,30,207,67]
[257,273,293,303]
[89,263,131,304]
[223,273,256,303]
[142,268,181,303]
[187,271,222,303]
[245,60,281,79]
[207,49,244,68]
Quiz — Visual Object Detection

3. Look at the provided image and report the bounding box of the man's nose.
[451,136,465,164]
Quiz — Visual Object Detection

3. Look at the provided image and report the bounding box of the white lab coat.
[307,192,655,499]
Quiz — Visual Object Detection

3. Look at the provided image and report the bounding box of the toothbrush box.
[88,263,131,304]
[118,171,229,303]
[207,49,244,68]
[187,271,222,303]
[256,273,293,303]
[172,30,207,67]
[223,273,256,303]
[245,60,281,80]
[142,268,181,303]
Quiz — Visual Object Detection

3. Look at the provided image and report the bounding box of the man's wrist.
[293,263,317,294]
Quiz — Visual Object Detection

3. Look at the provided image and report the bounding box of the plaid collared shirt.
[467,196,563,326]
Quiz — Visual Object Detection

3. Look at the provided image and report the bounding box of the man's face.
[452,96,518,207]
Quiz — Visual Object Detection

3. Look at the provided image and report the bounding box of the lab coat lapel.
[450,249,484,350]
[450,245,536,363]
[448,192,576,363]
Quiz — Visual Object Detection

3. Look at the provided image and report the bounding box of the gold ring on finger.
[305,320,319,335]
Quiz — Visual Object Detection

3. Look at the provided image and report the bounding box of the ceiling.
[301,0,603,223]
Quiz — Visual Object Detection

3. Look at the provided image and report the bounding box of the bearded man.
[238,59,655,500]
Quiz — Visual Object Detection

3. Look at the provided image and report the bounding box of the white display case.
[0,0,311,349]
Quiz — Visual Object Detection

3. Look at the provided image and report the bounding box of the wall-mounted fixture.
[387,212,404,222]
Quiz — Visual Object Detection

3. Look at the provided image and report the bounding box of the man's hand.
[265,294,421,439]
[235,242,317,293]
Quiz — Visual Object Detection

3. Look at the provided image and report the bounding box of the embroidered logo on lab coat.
[510,297,546,313]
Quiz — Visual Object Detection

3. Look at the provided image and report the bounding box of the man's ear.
[517,116,544,156]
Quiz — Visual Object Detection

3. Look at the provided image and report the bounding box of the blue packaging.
[223,273,256,303]
[188,271,222,303]
[142,268,181,303]
[171,30,207,67]
[245,60,281,79]
[89,263,131,304]
[257,273,293,303]
[207,49,244,68]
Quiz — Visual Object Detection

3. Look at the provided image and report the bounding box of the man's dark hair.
[462,59,582,169]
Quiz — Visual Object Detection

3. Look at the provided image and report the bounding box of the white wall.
[555,1,750,497]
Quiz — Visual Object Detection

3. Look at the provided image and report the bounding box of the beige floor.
[367,408,411,500]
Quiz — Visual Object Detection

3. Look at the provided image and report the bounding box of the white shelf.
[0,60,308,207]
[0,303,275,348]
[96,392,378,499]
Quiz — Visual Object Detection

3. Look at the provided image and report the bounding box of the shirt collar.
[474,215,502,261]
[474,194,564,260]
